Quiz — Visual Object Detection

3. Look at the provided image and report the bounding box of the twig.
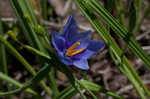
[1,17,17,22]
[142,46,150,51]
[63,0,72,16]
[41,19,94,32]
[117,80,150,94]
[1,17,95,32]
[48,0,72,17]
[136,29,150,40]
[40,19,62,28]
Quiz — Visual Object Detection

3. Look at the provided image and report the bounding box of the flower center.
[66,42,85,56]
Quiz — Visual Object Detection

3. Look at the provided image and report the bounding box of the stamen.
[67,42,80,50]
[71,48,85,56]
[66,42,85,56]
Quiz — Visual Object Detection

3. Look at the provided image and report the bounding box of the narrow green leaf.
[48,67,59,97]
[105,0,114,12]
[0,16,13,99]
[129,1,137,32]
[86,0,150,71]
[0,16,8,74]
[56,85,77,99]
[0,72,37,95]
[57,80,124,99]
[31,64,51,84]
[0,63,51,96]
[0,36,52,96]
[48,52,87,98]
[80,80,124,99]
[23,45,51,60]
[8,0,46,53]
[18,0,37,25]
[135,0,142,20]
[77,80,97,99]
[40,0,48,20]
[8,0,33,45]
[114,0,126,26]
[22,45,124,98]
[73,0,149,98]
[133,2,150,33]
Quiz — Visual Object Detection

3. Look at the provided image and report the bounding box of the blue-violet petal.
[73,59,89,70]
[87,40,104,52]
[58,52,73,65]
[73,40,104,59]
[70,30,91,44]
[51,31,66,52]
[61,14,78,43]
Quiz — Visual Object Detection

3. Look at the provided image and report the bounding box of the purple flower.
[51,15,104,70]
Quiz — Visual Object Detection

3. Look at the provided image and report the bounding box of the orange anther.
[67,42,80,50]
[71,48,85,56]
[66,42,85,56]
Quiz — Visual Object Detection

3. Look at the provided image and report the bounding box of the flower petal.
[70,30,91,44]
[73,59,89,70]
[75,39,89,50]
[87,40,105,52]
[72,40,104,59]
[61,14,78,42]
[51,31,66,52]
[58,52,73,65]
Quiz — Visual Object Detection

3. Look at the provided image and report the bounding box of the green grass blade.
[8,1,55,96]
[22,45,51,60]
[0,72,37,95]
[80,80,124,99]
[105,0,114,12]
[128,1,137,32]
[87,0,150,70]
[0,16,12,99]
[73,0,149,98]
[48,67,59,97]
[57,80,124,99]
[135,0,142,21]
[0,63,51,96]
[56,85,76,99]
[0,36,52,96]
[48,52,87,98]
[20,42,124,98]
[8,0,45,52]
[31,64,51,84]
[133,1,150,34]
[18,0,38,25]
[16,42,86,98]
[77,80,98,99]
[8,0,33,45]
[57,64,86,99]
[40,0,48,20]
[0,17,7,74]
[0,17,3,89]
[114,0,126,26]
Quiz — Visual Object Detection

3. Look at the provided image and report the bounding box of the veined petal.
[73,59,89,70]
[70,30,91,44]
[51,31,66,52]
[74,39,89,50]
[61,14,78,42]
[58,52,73,65]
[87,40,105,52]
[73,40,104,59]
